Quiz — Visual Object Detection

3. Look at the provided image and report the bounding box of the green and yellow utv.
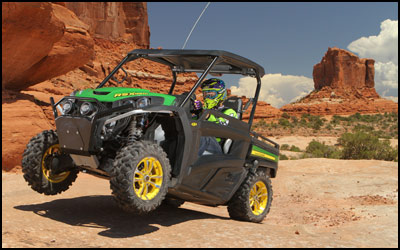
[22,49,280,223]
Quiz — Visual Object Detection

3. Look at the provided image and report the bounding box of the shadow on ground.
[14,195,229,238]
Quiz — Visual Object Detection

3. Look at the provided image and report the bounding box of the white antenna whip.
[182,2,211,49]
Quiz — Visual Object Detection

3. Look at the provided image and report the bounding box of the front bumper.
[56,116,95,155]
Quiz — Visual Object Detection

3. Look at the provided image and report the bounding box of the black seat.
[222,96,243,119]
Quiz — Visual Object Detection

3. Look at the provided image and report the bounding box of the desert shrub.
[280,144,290,150]
[281,112,290,119]
[278,118,292,128]
[271,122,278,129]
[301,113,311,120]
[331,115,341,125]
[307,115,324,130]
[253,119,267,129]
[305,140,341,159]
[279,154,289,160]
[289,145,301,152]
[291,116,298,124]
[338,131,397,161]
[350,112,362,121]
[354,124,374,132]
[374,139,398,162]
[299,117,308,127]
[298,152,312,159]
[338,132,378,159]
[325,123,333,130]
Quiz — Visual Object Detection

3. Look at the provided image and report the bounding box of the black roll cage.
[96,49,265,128]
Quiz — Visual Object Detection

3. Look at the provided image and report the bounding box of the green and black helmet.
[201,78,227,109]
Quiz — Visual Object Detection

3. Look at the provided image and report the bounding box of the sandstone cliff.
[280,47,398,116]
[2,2,155,171]
[313,47,376,90]
[63,2,150,47]
[2,2,95,91]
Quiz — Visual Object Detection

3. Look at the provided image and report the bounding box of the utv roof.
[127,49,265,77]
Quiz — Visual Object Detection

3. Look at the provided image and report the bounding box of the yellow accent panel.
[251,150,276,161]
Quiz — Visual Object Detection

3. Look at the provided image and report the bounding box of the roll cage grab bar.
[93,53,263,129]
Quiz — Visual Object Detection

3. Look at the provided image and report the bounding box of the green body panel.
[75,87,176,105]
[251,145,279,162]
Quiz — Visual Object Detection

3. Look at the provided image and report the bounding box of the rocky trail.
[3,158,397,248]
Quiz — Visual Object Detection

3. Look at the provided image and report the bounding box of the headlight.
[80,102,95,116]
[62,100,74,114]
[137,97,150,108]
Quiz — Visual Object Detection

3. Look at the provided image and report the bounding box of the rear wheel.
[227,169,273,223]
[21,130,79,195]
[110,141,171,214]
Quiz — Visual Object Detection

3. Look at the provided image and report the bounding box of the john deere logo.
[191,122,197,127]
[114,92,149,97]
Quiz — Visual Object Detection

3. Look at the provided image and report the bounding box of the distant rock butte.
[280,47,397,116]
[313,47,376,90]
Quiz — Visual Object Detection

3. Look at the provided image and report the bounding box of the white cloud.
[230,73,314,108]
[348,19,398,64]
[375,61,398,89]
[347,19,398,102]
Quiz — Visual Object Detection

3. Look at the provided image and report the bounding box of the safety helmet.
[201,78,227,109]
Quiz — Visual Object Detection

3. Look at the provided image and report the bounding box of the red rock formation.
[2,2,64,89]
[2,2,153,171]
[2,2,95,91]
[64,2,150,47]
[281,47,397,116]
[2,90,53,171]
[313,47,376,90]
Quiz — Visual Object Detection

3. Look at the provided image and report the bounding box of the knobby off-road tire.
[110,141,171,214]
[227,169,273,223]
[21,130,79,195]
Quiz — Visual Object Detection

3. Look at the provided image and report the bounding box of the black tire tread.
[21,130,79,195]
[227,169,273,223]
[110,141,171,214]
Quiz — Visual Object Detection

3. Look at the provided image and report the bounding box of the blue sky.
[148,2,398,107]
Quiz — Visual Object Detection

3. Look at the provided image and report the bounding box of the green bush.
[354,124,374,132]
[253,119,267,129]
[299,117,308,127]
[279,154,289,160]
[338,131,398,161]
[281,112,290,119]
[278,118,292,128]
[289,145,301,152]
[280,144,290,150]
[305,140,341,159]
[325,123,333,130]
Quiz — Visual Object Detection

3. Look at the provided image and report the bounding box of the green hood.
[74,87,176,106]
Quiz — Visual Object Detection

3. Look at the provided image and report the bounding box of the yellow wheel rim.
[134,157,163,200]
[249,181,268,215]
[41,144,70,183]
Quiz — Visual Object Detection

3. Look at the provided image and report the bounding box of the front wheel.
[227,169,273,223]
[110,141,171,214]
[21,130,79,195]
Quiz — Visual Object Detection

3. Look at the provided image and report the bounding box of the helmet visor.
[203,90,218,99]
